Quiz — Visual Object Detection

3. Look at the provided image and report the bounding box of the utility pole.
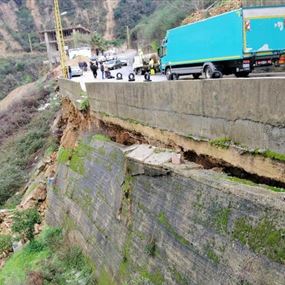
[54,0,68,78]
[28,33,33,53]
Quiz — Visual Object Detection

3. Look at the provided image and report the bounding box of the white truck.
[133,53,160,75]
[68,47,92,60]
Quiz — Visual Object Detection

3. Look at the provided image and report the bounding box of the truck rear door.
[243,7,285,54]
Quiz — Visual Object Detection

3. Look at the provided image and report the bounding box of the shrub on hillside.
[0,93,59,206]
[0,235,12,253]
[12,209,41,240]
[41,227,62,250]
[0,227,97,285]
[0,56,45,100]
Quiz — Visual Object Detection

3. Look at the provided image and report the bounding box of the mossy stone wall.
[47,140,285,284]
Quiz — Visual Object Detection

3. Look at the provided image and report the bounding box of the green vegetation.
[169,266,189,285]
[79,97,89,111]
[0,103,59,206]
[251,148,285,162]
[114,0,158,41]
[0,235,12,253]
[265,185,285,193]
[227,176,256,187]
[12,208,41,240]
[59,0,104,33]
[97,269,116,285]
[90,32,122,52]
[0,55,45,100]
[69,142,93,175]
[91,32,109,51]
[210,137,232,149]
[1,193,23,209]
[115,0,216,50]
[131,0,196,50]
[232,218,285,264]
[78,91,90,111]
[144,238,156,257]
[213,207,231,234]
[57,142,94,175]
[206,247,220,265]
[157,211,190,247]
[209,139,285,163]
[92,134,111,142]
[57,147,73,164]
[262,149,285,162]
[139,267,164,285]
[13,5,44,51]
[227,176,285,193]
[0,227,97,285]
[1,1,45,52]
[121,175,133,221]
[0,240,50,285]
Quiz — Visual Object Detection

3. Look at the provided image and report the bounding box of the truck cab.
[159,6,285,80]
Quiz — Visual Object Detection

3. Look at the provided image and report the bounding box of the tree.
[90,33,108,52]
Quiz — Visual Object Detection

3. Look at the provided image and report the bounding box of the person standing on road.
[104,62,110,79]
[68,66,72,79]
[149,58,155,75]
[90,62,98,79]
[100,62,105,79]
[83,61,88,72]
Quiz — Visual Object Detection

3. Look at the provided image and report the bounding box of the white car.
[97,55,106,62]
[70,66,83,77]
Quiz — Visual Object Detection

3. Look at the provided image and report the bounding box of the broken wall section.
[46,139,285,285]
[83,79,285,154]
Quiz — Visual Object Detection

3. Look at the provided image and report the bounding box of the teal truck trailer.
[159,5,285,79]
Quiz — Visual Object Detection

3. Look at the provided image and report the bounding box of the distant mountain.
[0,0,240,54]
[0,0,107,53]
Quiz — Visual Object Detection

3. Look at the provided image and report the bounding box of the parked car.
[70,66,83,77]
[106,55,116,61]
[106,59,122,70]
[119,59,128,66]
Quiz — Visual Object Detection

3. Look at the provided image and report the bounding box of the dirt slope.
[104,0,119,40]
[26,0,43,31]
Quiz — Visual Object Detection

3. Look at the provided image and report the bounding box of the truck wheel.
[193,73,201,79]
[204,66,213,79]
[235,71,250,78]
[173,73,179,80]
[135,68,142,75]
[165,68,173,80]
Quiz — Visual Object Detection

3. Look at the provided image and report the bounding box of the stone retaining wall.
[47,140,285,285]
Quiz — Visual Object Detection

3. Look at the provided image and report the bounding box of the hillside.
[0,54,46,100]
[0,0,217,53]
[115,0,215,50]
[2,0,285,54]
[0,0,107,52]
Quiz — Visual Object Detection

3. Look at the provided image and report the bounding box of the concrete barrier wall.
[60,78,285,154]
[59,79,84,109]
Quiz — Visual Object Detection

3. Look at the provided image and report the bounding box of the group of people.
[89,61,113,79]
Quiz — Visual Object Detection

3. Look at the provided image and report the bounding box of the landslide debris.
[182,0,241,25]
